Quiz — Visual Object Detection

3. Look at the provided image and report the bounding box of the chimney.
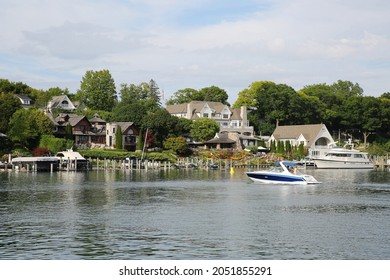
[240,106,247,128]
[187,102,192,120]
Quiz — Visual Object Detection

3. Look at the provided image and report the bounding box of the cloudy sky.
[1,0,390,104]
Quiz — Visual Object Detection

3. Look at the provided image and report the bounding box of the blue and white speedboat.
[246,161,320,185]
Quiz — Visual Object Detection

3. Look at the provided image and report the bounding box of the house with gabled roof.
[53,113,92,147]
[106,122,139,151]
[268,124,335,156]
[14,94,33,108]
[166,101,257,150]
[47,95,76,111]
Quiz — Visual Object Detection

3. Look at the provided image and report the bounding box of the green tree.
[190,118,219,142]
[119,81,161,111]
[0,79,32,96]
[8,109,52,149]
[39,135,71,153]
[111,102,148,125]
[142,108,177,147]
[77,69,117,111]
[0,93,21,133]
[173,117,193,135]
[166,86,228,105]
[115,125,123,149]
[65,123,73,141]
[163,136,189,155]
[298,143,305,157]
[233,81,299,134]
[199,86,229,105]
[166,88,200,105]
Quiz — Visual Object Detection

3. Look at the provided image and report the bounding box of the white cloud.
[1,0,390,102]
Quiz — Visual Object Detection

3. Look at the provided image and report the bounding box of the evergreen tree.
[115,126,123,149]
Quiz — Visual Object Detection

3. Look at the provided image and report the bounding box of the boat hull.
[314,159,374,169]
[246,171,318,185]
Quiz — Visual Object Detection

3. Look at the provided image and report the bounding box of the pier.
[373,155,390,171]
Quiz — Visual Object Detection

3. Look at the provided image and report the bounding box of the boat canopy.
[56,150,86,160]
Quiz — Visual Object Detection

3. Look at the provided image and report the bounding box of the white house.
[166,101,258,150]
[106,122,139,151]
[166,101,253,134]
[269,124,335,157]
[47,95,76,111]
[14,94,33,108]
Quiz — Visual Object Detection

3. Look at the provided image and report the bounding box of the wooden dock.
[373,156,390,171]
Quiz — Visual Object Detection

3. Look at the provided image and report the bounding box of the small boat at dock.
[56,149,91,170]
[246,161,320,185]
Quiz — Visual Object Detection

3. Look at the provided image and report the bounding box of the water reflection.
[1,168,390,259]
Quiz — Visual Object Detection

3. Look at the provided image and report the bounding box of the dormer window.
[61,100,69,107]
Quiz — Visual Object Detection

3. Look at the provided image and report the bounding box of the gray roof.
[90,114,106,124]
[14,94,32,101]
[204,133,236,144]
[271,124,325,145]
[113,122,135,133]
[166,101,237,120]
[54,114,90,127]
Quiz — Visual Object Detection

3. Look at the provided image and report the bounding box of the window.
[203,113,209,118]
[113,128,116,133]
[61,100,69,107]
[223,114,229,119]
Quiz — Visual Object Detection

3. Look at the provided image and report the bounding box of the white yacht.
[313,147,374,169]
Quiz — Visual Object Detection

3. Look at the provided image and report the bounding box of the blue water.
[0,168,389,259]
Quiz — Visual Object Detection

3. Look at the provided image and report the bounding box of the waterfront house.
[268,124,335,156]
[166,101,258,150]
[106,122,139,151]
[47,95,76,111]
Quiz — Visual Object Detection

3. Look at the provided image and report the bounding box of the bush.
[78,149,177,162]
[39,135,73,153]
[163,136,190,156]
[32,147,50,156]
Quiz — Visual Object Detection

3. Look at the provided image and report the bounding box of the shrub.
[32,147,50,156]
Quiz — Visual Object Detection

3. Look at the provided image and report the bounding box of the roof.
[12,157,58,163]
[14,94,32,101]
[90,114,106,123]
[230,107,242,120]
[203,133,236,144]
[166,101,235,120]
[54,114,90,127]
[166,103,187,114]
[68,116,88,126]
[113,122,135,133]
[271,124,325,144]
[56,150,86,160]
[48,95,75,109]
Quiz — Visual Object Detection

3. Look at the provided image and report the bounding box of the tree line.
[233,80,390,148]
[1,70,390,156]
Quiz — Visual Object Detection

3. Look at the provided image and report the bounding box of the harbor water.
[0,168,389,259]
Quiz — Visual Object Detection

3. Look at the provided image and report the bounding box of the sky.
[1,0,390,105]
